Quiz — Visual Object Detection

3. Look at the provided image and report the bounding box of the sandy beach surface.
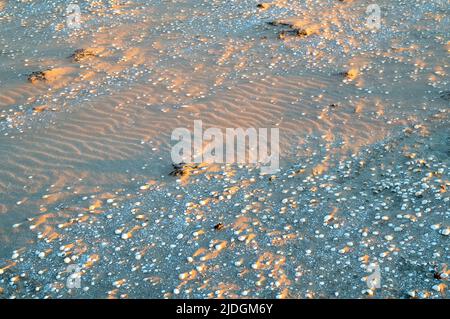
[0,0,448,298]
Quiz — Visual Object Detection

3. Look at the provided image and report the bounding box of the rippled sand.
[0,0,449,298]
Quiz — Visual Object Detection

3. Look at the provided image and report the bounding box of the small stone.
[257,3,271,10]
[179,273,187,280]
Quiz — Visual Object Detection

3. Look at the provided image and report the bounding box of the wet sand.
[0,0,449,298]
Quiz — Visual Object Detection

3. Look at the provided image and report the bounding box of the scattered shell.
[323,214,333,223]
[179,273,187,280]
[431,224,441,230]
[432,284,447,292]
[32,105,50,113]
[121,233,131,240]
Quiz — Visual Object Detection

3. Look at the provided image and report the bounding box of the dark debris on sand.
[70,49,96,62]
[27,71,47,83]
[169,162,199,177]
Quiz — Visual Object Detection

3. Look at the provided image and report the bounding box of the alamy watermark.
[171,120,280,174]
[366,263,381,289]
[366,4,381,31]
[66,3,81,29]
[66,264,82,289]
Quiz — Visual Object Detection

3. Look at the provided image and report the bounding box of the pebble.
[238,235,246,242]
[432,284,445,292]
